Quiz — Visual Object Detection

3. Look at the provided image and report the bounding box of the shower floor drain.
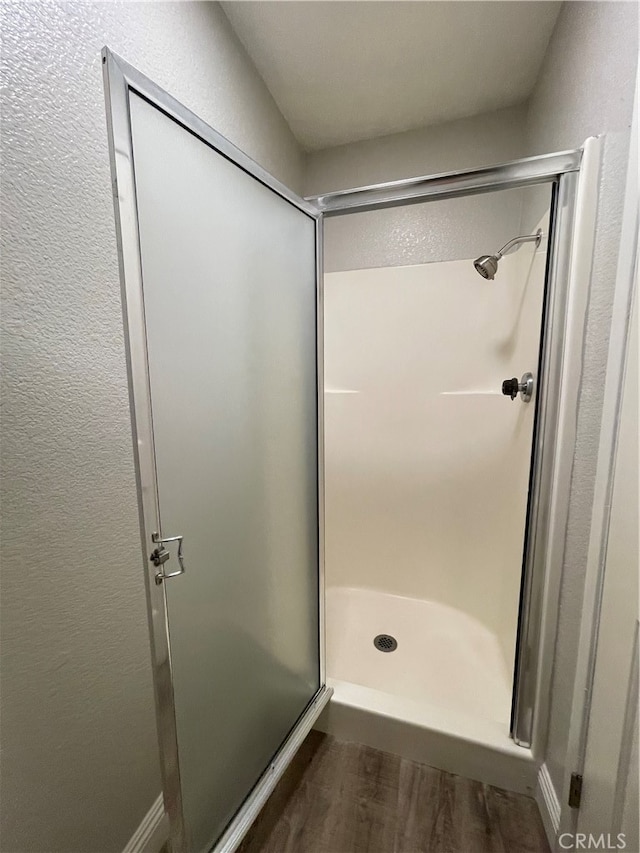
[373,634,398,653]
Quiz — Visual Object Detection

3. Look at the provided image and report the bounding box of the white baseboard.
[536,763,561,850]
[123,793,169,853]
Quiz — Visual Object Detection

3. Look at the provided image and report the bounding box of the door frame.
[307,142,595,751]
[102,48,331,853]
[558,68,639,845]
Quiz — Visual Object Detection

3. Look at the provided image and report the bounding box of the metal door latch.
[501,372,534,403]
[150,532,186,584]
[150,546,170,567]
[568,772,583,809]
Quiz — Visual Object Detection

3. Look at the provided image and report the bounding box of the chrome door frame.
[102,47,330,853]
[307,148,582,749]
[309,149,581,214]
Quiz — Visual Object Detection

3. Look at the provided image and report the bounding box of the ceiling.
[222,1,562,152]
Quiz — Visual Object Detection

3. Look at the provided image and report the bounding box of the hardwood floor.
[239,731,550,853]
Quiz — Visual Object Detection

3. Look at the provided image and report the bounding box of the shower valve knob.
[502,378,519,400]
[502,373,534,403]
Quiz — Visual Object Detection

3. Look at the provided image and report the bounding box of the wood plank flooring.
[239,731,550,853]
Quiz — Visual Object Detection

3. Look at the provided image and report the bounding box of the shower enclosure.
[104,48,586,853]
[319,184,552,782]
[311,165,579,775]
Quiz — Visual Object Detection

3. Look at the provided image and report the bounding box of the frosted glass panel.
[129,93,319,852]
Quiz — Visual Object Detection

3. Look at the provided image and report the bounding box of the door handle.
[150,532,186,584]
[501,372,534,403]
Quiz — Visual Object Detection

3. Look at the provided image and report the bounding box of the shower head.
[474,255,500,280]
[473,229,542,280]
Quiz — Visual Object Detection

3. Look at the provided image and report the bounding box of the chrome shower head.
[473,255,499,280]
[473,229,542,280]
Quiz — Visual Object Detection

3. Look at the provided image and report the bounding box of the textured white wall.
[304,106,527,272]
[523,0,638,797]
[0,3,302,851]
[324,235,548,669]
[305,105,527,194]
[579,267,638,844]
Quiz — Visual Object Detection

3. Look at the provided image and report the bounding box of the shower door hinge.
[568,772,583,809]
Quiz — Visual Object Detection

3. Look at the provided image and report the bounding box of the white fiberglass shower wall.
[322,186,551,750]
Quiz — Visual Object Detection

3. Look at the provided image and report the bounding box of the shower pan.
[103,46,590,853]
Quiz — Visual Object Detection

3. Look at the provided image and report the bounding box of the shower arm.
[496,229,542,259]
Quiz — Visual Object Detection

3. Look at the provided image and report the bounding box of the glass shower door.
[107,53,324,853]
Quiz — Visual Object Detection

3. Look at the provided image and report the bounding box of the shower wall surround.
[324,235,548,672]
